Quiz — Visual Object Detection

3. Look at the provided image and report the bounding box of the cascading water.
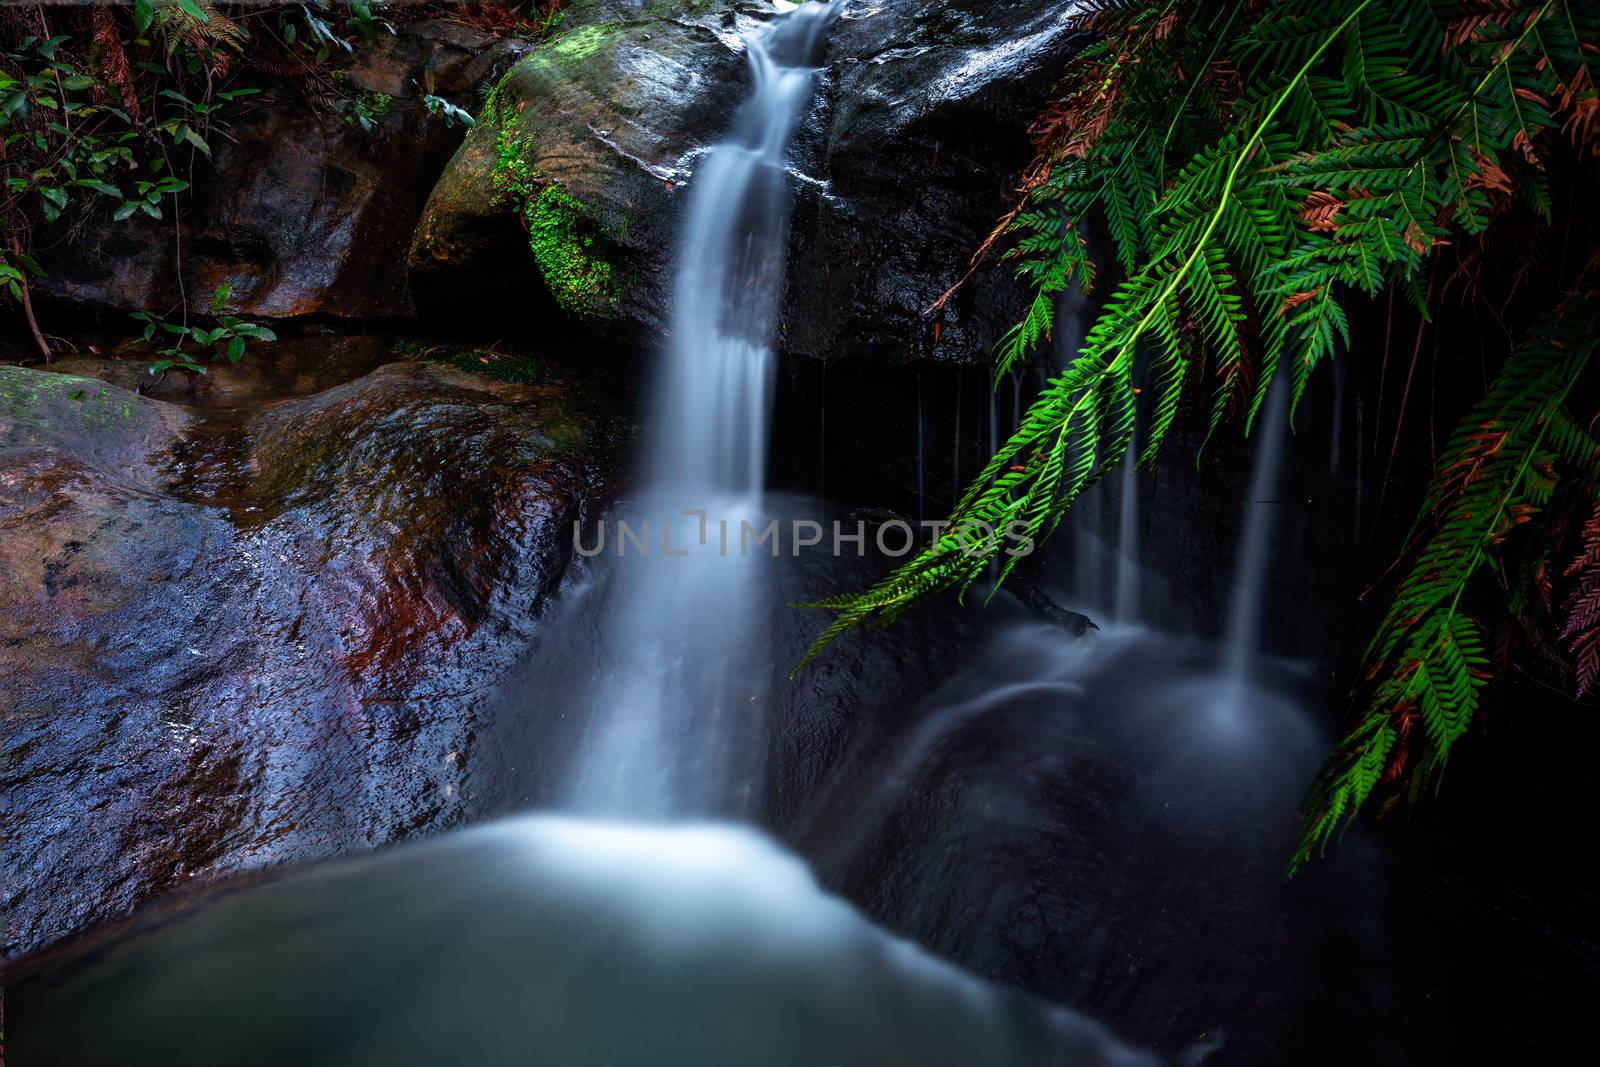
[4,13,1173,1065]
[1115,424,1140,625]
[916,369,926,521]
[1330,359,1345,476]
[564,3,837,818]
[1222,374,1290,688]
[5,6,1420,1065]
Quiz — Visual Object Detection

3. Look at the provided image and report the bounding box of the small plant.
[421,91,474,129]
[336,88,392,131]
[131,284,276,376]
[418,67,474,129]
[0,251,42,303]
[280,0,394,62]
[2,4,260,361]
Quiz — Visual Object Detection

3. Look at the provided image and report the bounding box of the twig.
[10,236,52,363]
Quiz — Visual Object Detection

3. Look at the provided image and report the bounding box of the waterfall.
[915,369,925,521]
[1222,374,1289,687]
[1114,424,1139,625]
[1329,359,1345,476]
[951,368,964,506]
[565,3,838,818]
[1053,289,1109,612]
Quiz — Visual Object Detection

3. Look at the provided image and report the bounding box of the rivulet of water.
[564,3,838,818]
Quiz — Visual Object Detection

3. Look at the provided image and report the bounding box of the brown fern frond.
[1558,65,1600,157]
[1443,1,1522,49]
[157,1,248,54]
[90,4,140,119]
[1562,499,1600,696]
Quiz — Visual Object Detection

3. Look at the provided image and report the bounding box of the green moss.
[485,102,620,320]
[0,367,126,432]
[391,340,553,385]
[544,23,617,64]
[480,81,502,128]
[492,123,539,202]
[527,184,617,319]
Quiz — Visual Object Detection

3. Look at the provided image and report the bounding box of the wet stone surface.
[410,0,1086,362]
[0,348,625,958]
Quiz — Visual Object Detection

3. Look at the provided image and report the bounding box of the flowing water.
[0,7,1164,1065]
[6,818,1154,1067]
[563,3,835,817]
[3,8,1394,1066]
[1222,375,1290,689]
[1115,424,1140,624]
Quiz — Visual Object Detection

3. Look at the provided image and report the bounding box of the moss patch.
[492,122,539,202]
[1,367,133,433]
[391,340,554,385]
[546,23,617,63]
[487,126,619,318]
[526,184,617,319]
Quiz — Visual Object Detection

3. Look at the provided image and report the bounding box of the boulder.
[0,357,618,957]
[32,21,525,323]
[409,0,1085,360]
[37,335,401,405]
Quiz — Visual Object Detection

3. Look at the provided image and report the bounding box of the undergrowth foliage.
[1,1,509,369]
[798,0,1600,868]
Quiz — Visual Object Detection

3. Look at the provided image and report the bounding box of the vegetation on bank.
[801,0,1600,869]
[8,0,1595,876]
[0,1,567,372]
[489,110,619,319]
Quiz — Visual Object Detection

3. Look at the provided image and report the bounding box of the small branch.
[10,238,51,363]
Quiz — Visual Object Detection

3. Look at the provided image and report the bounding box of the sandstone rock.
[32,22,524,322]
[0,357,617,957]
[38,335,401,405]
[409,0,1085,361]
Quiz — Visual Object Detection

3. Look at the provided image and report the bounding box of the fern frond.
[1292,253,1600,872]
[802,0,1600,873]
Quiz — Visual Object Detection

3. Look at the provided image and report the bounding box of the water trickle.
[916,368,926,522]
[1222,375,1290,687]
[1011,368,1023,435]
[1329,359,1345,476]
[1114,424,1139,625]
[565,3,838,818]
[988,377,999,459]
[952,367,964,506]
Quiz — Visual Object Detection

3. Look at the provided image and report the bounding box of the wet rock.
[789,0,1086,364]
[31,22,525,323]
[410,0,1084,360]
[409,0,758,331]
[0,358,619,958]
[37,335,402,406]
[787,625,1382,1065]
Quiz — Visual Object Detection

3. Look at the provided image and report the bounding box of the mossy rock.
[0,365,192,481]
[411,0,1090,364]
[409,1,769,335]
[1,355,623,959]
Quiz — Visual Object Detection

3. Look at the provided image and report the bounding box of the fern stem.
[1113,0,1377,421]
[1437,353,1586,633]
[1154,1,1247,189]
